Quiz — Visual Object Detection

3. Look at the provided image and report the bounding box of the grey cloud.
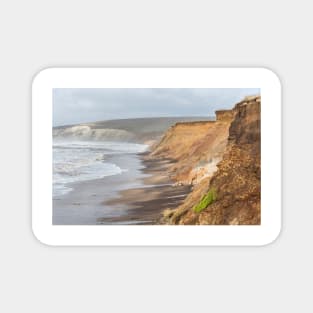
[53,88,260,126]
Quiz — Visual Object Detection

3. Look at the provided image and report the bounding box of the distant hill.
[53,116,215,143]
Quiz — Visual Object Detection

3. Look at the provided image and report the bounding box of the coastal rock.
[150,95,261,225]
[148,118,232,186]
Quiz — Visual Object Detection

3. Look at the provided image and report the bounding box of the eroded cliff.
[149,112,234,185]
[149,95,261,225]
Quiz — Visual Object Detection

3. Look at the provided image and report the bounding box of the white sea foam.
[53,140,148,197]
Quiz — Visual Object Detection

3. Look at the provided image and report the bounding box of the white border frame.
[32,68,281,246]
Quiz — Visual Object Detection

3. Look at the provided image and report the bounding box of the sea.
[53,140,148,198]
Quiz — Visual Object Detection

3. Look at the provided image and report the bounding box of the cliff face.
[149,95,261,225]
[149,116,233,185]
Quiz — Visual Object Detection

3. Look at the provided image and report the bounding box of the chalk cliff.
[149,95,261,225]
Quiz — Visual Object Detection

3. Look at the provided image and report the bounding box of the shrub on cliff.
[193,188,217,213]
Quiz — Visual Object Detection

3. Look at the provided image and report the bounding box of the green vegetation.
[193,188,217,213]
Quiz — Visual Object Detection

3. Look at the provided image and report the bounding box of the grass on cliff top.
[193,188,217,213]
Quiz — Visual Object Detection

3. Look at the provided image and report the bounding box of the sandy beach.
[97,154,191,224]
[53,151,191,225]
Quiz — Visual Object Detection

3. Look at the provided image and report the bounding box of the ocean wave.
[53,140,148,154]
[53,140,146,197]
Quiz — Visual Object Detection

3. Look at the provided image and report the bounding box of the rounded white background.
[0,1,309,312]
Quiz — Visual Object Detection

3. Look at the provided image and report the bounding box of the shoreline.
[53,150,191,225]
[97,153,191,224]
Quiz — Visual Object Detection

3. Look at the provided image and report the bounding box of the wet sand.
[97,155,191,224]
[53,152,191,225]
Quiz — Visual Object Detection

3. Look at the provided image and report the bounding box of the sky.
[53,88,260,126]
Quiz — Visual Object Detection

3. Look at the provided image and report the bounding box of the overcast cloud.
[53,88,260,126]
